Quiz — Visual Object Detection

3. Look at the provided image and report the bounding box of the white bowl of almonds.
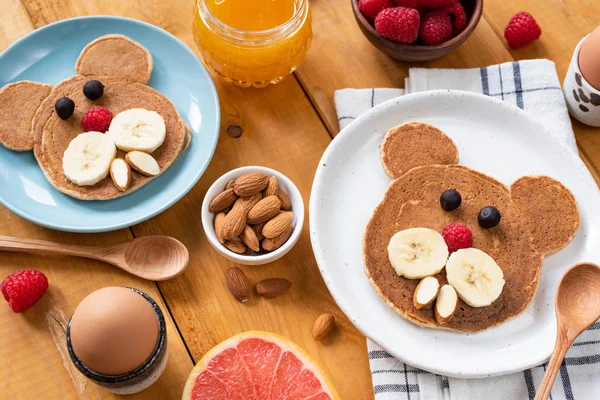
[201,166,304,265]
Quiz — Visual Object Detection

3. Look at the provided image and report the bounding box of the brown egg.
[69,287,159,376]
[579,26,600,90]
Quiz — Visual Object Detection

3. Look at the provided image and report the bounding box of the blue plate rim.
[0,15,221,233]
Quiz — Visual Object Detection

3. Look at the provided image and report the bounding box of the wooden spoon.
[0,235,189,281]
[535,262,600,400]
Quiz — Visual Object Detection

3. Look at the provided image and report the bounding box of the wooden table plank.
[17,0,375,398]
[0,1,194,398]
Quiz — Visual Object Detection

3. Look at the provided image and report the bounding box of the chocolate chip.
[578,89,589,103]
[226,123,243,138]
[573,89,580,102]
[575,73,582,87]
[579,104,589,112]
[591,93,600,106]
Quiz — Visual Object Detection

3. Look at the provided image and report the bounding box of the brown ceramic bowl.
[351,0,483,62]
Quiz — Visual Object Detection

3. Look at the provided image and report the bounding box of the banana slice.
[62,131,117,186]
[108,108,166,153]
[445,248,505,307]
[387,228,449,279]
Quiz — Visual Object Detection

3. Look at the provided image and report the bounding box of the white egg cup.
[563,35,600,127]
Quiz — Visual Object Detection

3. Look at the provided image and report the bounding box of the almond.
[262,225,294,251]
[256,278,291,298]
[110,158,131,191]
[226,267,250,303]
[413,276,440,310]
[214,212,226,244]
[251,222,265,241]
[435,285,458,324]
[237,193,263,214]
[226,180,235,190]
[223,239,247,254]
[277,190,292,211]
[263,176,279,197]
[125,151,160,176]
[221,202,247,241]
[240,225,260,252]
[247,196,281,224]
[232,172,269,197]
[209,188,238,213]
[312,313,335,340]
[262,212,293,239]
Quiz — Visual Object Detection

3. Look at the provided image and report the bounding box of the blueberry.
[83,80,104,100]
[478,206,501,228]
[55,97,75,120]
[440,189,462,211]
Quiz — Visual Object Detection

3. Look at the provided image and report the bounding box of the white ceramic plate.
[309,90,600,378]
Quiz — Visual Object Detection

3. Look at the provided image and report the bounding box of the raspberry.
[1,270,48,313]
[394,0,420,9]
[375,7,420,44]
[359,0,395,21]
[443,2,467,34]
[81,106,113,133]
[420,10,453,45]
[419,0,457,8]
[504,12,541,49]
[441,223,473,253]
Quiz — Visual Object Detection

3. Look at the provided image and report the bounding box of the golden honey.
[193,0,312,88]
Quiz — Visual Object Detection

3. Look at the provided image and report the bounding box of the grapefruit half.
[182,331,339,400]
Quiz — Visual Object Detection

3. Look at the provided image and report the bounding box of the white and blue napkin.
[334,60,599,400]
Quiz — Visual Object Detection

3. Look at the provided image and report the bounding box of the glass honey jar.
[193,0,312,88]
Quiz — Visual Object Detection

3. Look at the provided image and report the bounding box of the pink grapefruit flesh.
[182,331,339,400]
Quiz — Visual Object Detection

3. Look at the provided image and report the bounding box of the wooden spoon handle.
[0,235,101,260]
[535,328,572,400]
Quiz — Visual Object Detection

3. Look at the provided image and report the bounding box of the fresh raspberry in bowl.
[351,0,483,62]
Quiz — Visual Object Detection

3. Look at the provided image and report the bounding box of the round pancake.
[0,81,51,151]
[510,176,580,255]
[380,122,459,179]
[32,75,186,200]
[75,35,153,84]
[363,165,544,332]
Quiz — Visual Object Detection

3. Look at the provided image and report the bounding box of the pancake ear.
[510,176,580,255]
[379,122,459,179]
[0,81,52,151]
[75,34,153,84]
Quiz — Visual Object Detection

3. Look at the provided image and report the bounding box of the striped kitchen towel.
[334,60,600,400]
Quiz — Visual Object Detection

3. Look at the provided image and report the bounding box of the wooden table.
[1,1,598,398]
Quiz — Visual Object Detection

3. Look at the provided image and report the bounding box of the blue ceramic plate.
[0,16,220,232]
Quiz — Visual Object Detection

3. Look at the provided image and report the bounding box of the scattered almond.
[277,190,292,211]
[214,212,226,244]
[263,176,279,197]
[221,202,247,240]
[209,188,238,213]
[435,285,458,324]
[232,172,269,197]
[247,196,281,224]
[240,225,260,252]
[226,180,235,190]
[223,239,247,254]
[109,158,131,191]
[125,151,160,176]
[262,225,294,251]
[251,222,265,241]
[413,276,440,310]
[256,278,292,298]
[226,267,250,303]
[263,212,293,239]
[313,313,335,340]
